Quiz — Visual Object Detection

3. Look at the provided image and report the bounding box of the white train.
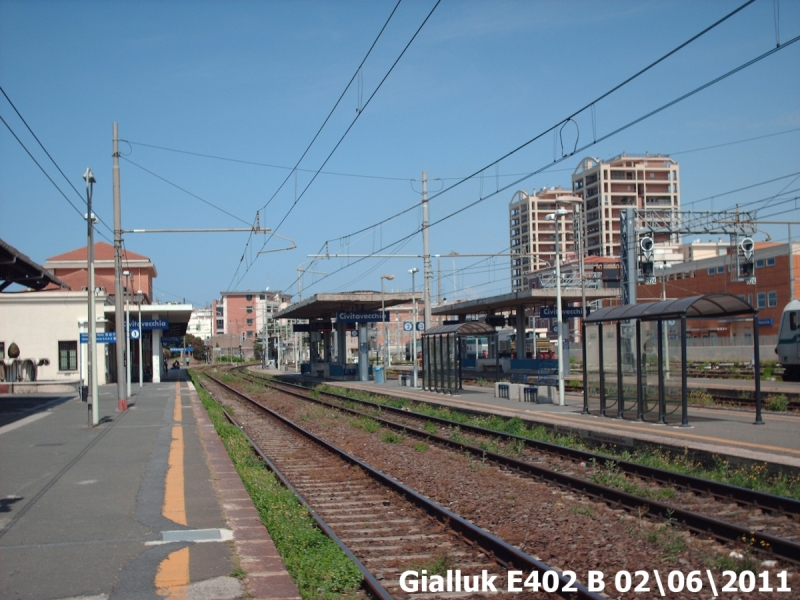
[776,299,800,382]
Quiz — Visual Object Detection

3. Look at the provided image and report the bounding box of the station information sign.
[80,332,117,344]
[539,306,589,319]
[336,311,389,323]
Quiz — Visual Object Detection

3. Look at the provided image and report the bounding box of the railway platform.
[0,368,300,600]
[263,367,800,473]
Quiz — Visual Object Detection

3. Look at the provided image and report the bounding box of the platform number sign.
[403,322,413,331]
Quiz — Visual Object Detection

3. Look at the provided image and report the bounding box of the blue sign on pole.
[336,311,389,323]
[80,332,117,344]
[416,322,425,331]
[758,318,774,327]
[403,321,413,331]
[539,306,590,319]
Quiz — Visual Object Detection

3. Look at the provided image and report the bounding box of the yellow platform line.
[163,381,187,525]
[155,383,190,598]
[155,547,189,599]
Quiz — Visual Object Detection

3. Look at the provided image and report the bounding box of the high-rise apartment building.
[508,186,581,292]
[571,153,680,257]
[212,291,292,339]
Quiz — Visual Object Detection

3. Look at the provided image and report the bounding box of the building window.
[707,268,716,276]
[246,306,253,313]
[247,331,253,337]
[58,341,78,371]
[246,319,253,325]
[246,294,253,301]
[747,293,753,305]
[768,291,777,308]
[216,319,224,329]
[716,265,724,274]
[766,257,775,267]
[756,259,764,268]
[757,293,766,309]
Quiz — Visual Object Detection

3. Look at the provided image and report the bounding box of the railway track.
[235,369,800,566]
[199,370,603,600]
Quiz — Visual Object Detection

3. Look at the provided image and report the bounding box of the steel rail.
[251,371,800,516]
[203,370,606,600]
[239,371,800,565]
[210,381,392,600]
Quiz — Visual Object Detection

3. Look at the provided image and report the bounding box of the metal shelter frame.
[422,321,497,395]
[582,293,764,426]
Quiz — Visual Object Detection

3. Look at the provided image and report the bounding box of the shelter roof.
[585,293,755,323]
[0,238,70,292]
[431,287,620,316]
[274,291,415,321]
[423,321,497,336]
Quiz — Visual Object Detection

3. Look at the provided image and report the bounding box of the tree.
[185,334,207,362]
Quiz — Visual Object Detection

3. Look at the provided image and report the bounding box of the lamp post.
[546,208,569,406]
[136,290,144,388]
[123,271,132,399]
[83,168,99,426]
[381,274,394,369]
[409,268,419,387]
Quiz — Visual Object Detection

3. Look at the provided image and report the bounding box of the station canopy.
[274,291,415,321]
[431,287,620,317]
[584,293,755,323]
[0,238,69,292]
[423,321,497,336]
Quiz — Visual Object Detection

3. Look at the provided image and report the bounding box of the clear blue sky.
[2,0,798,306]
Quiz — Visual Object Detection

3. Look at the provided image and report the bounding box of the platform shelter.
[431,286,620,378]
[422,321,497,394]
[274,292,413,381]
[582,293,763,426]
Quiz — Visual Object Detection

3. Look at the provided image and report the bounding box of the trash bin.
[374,366,384,383]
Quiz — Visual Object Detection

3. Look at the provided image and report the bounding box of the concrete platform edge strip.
[188,382,302,600]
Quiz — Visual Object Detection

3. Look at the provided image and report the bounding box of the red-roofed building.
[43,242,156,302]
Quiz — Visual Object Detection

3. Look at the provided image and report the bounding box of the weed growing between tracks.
[313,383,800,500]
[191,373,363,600]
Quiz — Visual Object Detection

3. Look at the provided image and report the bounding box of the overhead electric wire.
[0,86,114,236]
[231,0,441,291]
[683,171,800,208]
[667,126,800,155]
[0,113,114,243]
[296,32,800,296]
[314,0,759,254]
[121,156,252,226]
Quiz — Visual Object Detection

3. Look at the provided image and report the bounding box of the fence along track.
[235,370,800,565]
[201,371,604,600]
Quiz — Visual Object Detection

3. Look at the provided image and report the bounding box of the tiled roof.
[47,242,150,262]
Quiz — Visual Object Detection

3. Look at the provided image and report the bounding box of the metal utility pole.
[421,171,432,331]
[409,268,419,387]
[83,168,99,426]
[112,123,127,410]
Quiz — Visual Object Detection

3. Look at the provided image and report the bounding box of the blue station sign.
[336,311,389,323]
[539,306,590,319]
[80,332,117,344]
[130,319,170,330]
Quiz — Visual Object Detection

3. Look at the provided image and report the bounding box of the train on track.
[776,299,800,382]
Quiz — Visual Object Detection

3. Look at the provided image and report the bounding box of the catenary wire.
[296,33,800,296]
[0,114,113,243]
[231,0,441,291]
[0,86,115,236]
[121,156,252,226]
[311,0,759,254]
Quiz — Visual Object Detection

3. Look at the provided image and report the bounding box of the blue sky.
[1,0,798,306]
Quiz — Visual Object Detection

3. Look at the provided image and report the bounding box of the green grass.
[412,442,429,452]
[312,383,800,500]
[380,431,405,444]
[766,393,788,412]
[190,373,362,599]
[350,416,380,433]
[590,460,676,501]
